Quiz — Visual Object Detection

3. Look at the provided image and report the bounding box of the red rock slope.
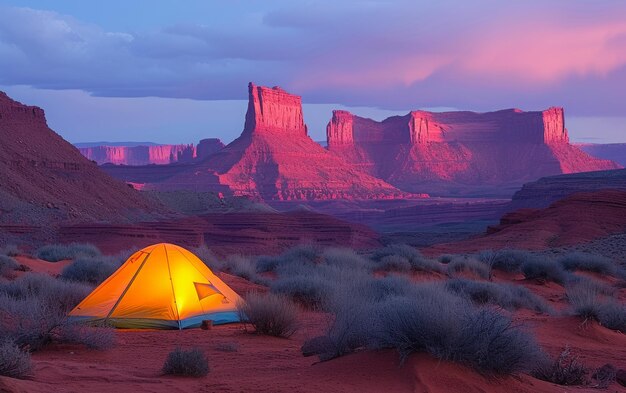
[0,91,162,225]
[125,83,407,200]
[327,108,620,196]
[428,189,626,254]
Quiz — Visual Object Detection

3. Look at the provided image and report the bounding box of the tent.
[68,243,243,329]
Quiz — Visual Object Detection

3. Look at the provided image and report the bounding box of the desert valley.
[1,2,626,392]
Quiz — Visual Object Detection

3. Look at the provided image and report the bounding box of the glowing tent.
[69,243,243,329]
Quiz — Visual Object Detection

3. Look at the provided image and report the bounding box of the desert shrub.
[221,255,257,281]
[0,274,107,352]
[446,256,491,279]
[315,275,415,360]
[567,281,626,331]
[367,289,542,374]
[237,292,298,338]
[567,274,616,296]
[438,254,454,264]
[0,244,20,257]
[592,364,617,389]
[479,249,537,273]
[193,245,222,271]
[371,244,442,273]
[256,244,321,273]
[321,248,372,271]
[377,255,412,272]
[0,255,19,278]
[58,323,116,350]
[36,243,101,262]
[61,257,118,285]
[314,282,543,375]
[0,273,90,312]
[282,243,320,264]
[445,278,551,313]
[256,255,281,273]
[532,346,588,386]
[360,275,414,301]
[0,340,32,379]
[271,275,331,309]
[521,258,568,284]
[451,309,543,375]
[559,252,625,279]
[162,347,209,377]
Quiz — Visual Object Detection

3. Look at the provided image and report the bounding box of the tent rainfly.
[68,243,243,329]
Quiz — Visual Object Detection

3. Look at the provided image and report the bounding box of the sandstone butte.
[326,107,621,195]
[155,83,409,200]
[79,138,225,166]
[0,91,161,225]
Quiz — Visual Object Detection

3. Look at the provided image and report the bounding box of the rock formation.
[78,138,225,166]
[105,83,408,201]
[243,83,307,136]
[509,168,626,210]
[196,138,225,160]
[0,91,162,227]
[327,107,619,196]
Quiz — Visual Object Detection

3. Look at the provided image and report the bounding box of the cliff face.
[326,107,618,195]
[510,168,626,210]
[78,139,225,165]
[243,83,307,136]
[106,83,408,201]
[327,107,568,146]
[0,91,162,226]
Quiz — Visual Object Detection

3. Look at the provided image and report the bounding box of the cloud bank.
[1,1,626,117]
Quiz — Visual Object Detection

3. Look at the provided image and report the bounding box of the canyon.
[97,83,620,200]
[104,83,407,200]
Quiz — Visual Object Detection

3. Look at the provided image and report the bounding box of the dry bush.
[61,256,119,285]
[0,255,19,278]
[446,256,491,279]
[36,243,101,262]
[532,346,588,386]
[162,347,209,377]
[567,281,626,331]
[521,258,568,284]
[0,340,32,379]
[238,292,298,338]
[0,273,114,352]
[445,278,552,313]
[0,244,20,257]
[310,282,543,375]
[371,244,442,273]
[559,252,626,280]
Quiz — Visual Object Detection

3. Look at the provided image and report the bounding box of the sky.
[0,0,625,144]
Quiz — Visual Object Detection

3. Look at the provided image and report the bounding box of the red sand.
[2,258,625,392]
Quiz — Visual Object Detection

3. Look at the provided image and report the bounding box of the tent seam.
[104,250,152,321]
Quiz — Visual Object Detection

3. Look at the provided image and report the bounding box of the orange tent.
[69,243,243,329]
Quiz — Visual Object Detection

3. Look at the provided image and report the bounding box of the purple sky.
[0,1,625,144]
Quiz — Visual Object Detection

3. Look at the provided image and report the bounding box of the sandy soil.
[1,259,625,393]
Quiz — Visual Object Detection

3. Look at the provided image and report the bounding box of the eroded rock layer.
[327,108,619,195]
[0,91,161,226]
[108,83,407,201]
[78,138,225,165]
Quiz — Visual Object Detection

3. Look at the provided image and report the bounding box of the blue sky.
[0,1,625,144]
